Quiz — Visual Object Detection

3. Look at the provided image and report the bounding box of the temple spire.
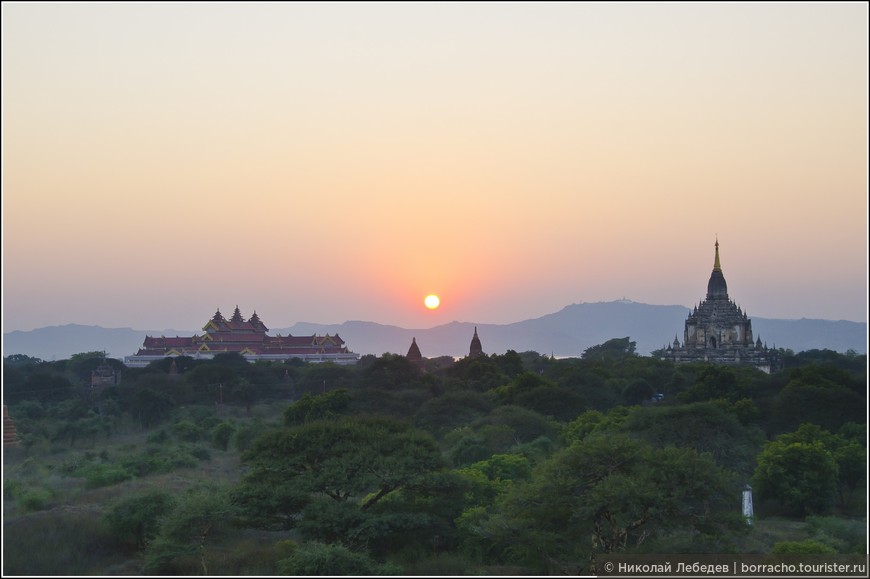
[469,326,484,358]
[406,337,423,367]
[713,237,721,272]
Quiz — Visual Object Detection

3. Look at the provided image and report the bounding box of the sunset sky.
[2,2,867,334]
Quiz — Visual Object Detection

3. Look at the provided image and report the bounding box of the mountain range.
[3,300,866,362]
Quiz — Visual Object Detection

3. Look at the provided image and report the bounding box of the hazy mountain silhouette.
[3,301,866,362]
[282,301,867,359]
[2,324,191,362]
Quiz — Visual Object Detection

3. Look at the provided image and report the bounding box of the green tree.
[492,350,525,378]
[130,388,174,428]
[145,485,236,574]
[456,454,532,506]
[105,490,176,550]
[284,389,351,426]
[581,337,637,361]
[360,353,422,390]
[294,362,355,396]
[233,417,444,531]
[231,379,258,415]
[67,352,123,383]
[623,401,764,476]
[752,439,839,515]
[210,421,236,451]
[483,434,741,573]
[446,354,506,392]
[622,378,655,406]
[4,353,44,365]
[414,390,494,434]
[772,376,864,434]
[677,365,755,403]
[774,423,867,507]
[15,371,74,404]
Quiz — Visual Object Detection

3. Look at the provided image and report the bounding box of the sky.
[2,1,868,334]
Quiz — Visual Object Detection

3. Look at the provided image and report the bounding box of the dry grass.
[3,403,278,575]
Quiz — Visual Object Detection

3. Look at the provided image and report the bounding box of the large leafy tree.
[144,485,236,575]
[480,434,741,574]
[772,373,864,434]
[752,437,839,516]
[284,389,351,426]
[581,337,637,361]
[104,490,176,550]
[359,353,422,391]
[233,417,444,531]
[763,423,866,508]
[623,400,765,476]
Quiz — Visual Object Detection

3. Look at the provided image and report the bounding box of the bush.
[276,541,390,575]
[75,463,134,489]
[232,420,272,452]
[806,516,867,553]
[771,540,838,554]
[190,446,211,461]
[211,421,236,451]
[146,429,169,444]
[4,477,23,500]
[117,445,205,476]
[19,487,53,511]
[172,420,204,442]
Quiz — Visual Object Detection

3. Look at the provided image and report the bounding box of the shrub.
[4,477,23,500]
[75,463,134,489]
[232,420,272,452]
[146,429,169,444]
[276,541,386,575]
[19,487,53,511]
[771,540,838,554]
[190,446,211,462]
[105,490,176,550]
[211,421,236,451]
[806,516,867,553]
[172,420,204,442]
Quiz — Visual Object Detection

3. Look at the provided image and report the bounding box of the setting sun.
[424,294,441,310]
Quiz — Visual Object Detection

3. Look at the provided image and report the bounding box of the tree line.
[3,339,866,574]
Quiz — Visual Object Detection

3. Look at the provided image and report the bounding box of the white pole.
[742,484,754,525]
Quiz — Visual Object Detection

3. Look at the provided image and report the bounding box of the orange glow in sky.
[1,2,867,333]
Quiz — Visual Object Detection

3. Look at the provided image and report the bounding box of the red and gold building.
[124,306,359,367]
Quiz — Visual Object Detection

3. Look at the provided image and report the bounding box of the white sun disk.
[424,294,440,309]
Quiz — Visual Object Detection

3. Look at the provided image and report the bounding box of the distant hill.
[2,325,191,362]
[3,301,866,362]
[281,302,867,358]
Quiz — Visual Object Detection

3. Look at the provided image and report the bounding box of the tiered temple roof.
[663,240,781,373]
[125,307,359,367]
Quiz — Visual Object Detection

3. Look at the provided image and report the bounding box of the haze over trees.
[3,344,866,575]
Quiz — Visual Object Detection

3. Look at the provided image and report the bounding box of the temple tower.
[4,406,19,447]
[406,337,424,369]
[663,239,781,373]
[468,327,484,358]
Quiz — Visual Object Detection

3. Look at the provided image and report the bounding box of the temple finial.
[713,237,721,272]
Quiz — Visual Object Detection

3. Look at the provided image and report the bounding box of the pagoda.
[468,327,484,358]
[662,240,781,373]
[406,337,425,369]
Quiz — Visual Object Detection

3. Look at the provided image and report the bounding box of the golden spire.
[713,237,721,271]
